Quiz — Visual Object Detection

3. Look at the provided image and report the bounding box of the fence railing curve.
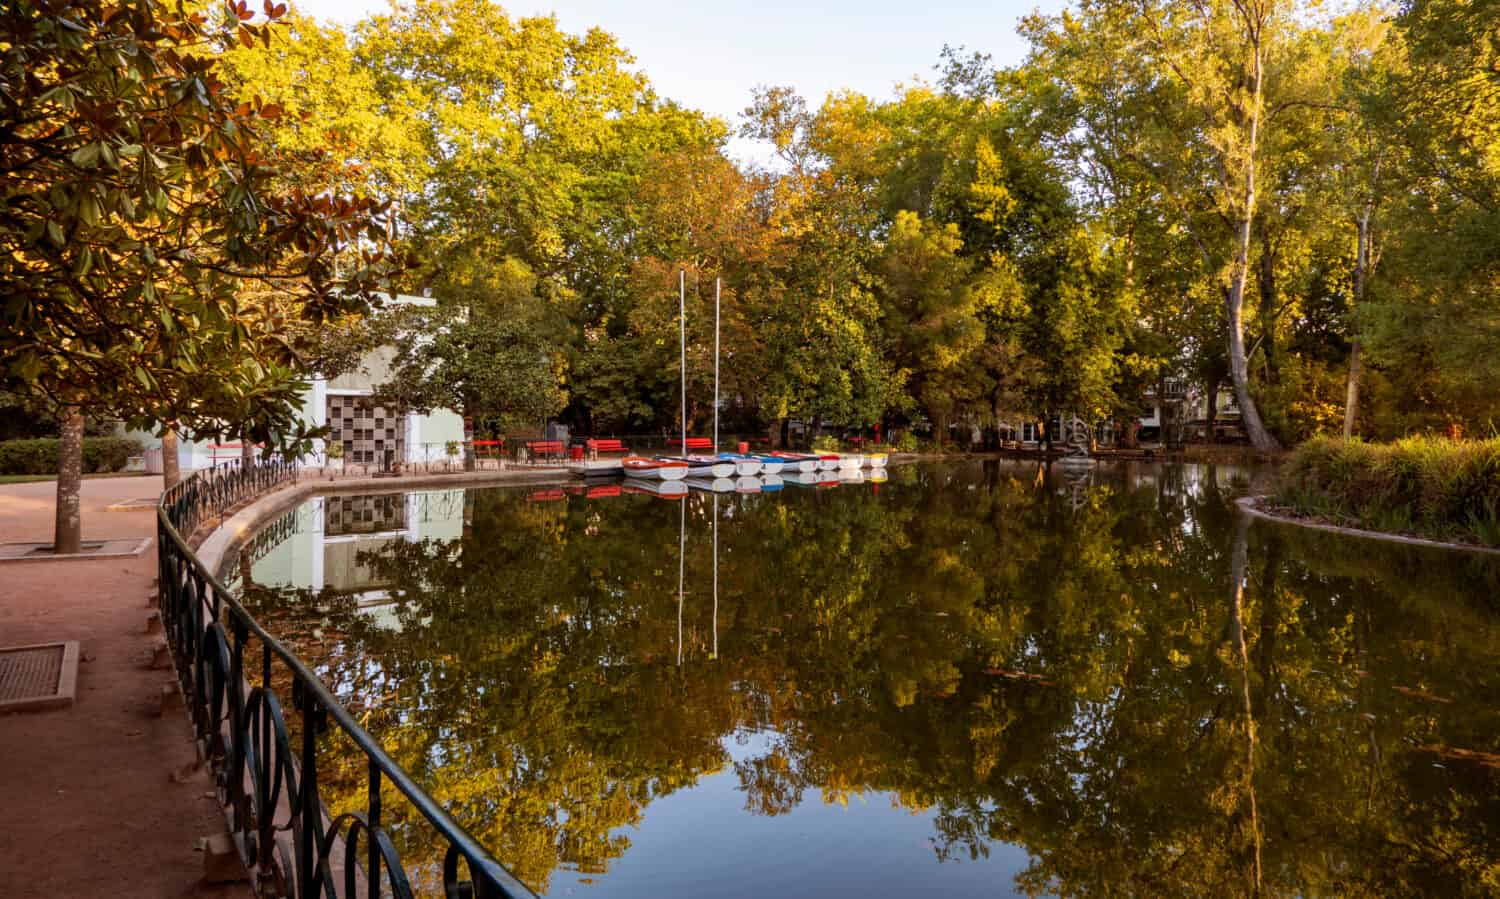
[156,458,537,899]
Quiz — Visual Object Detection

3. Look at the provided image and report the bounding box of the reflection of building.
[244,490,467,629]
[121,293,465,471]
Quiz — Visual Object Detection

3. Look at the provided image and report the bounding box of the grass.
[1275,435,1500,547]
[0,471,155,484]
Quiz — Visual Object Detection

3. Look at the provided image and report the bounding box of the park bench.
[523,440,565,463]
[585,438,628,458]
[665,437,714,452]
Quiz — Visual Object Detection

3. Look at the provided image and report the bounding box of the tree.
[372,303,566,438]
[0,0,391,550]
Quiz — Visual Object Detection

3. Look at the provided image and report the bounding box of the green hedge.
[1276,436,1500,545]
[0,437,143,475]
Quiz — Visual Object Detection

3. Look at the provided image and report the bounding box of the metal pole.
[679,269,687,454]
[714,278,720,453]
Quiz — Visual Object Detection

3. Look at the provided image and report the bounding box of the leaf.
[70,143,101,168]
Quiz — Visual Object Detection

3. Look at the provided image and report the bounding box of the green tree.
[0,0,389,551]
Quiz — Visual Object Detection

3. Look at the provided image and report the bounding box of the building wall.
[120,293,465,470]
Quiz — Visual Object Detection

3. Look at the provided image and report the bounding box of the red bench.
[666,437,714,451]
[586,438,628,457]
[524,440,565,463]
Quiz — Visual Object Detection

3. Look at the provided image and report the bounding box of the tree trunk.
[1344,212,1372,439]
[1226,39,1281,453]
[161,427,181,489]
[1227,285,1279,451]
[54,408,85,554]
[1205,380,1220,444]
[1257,236,1279,384]
[241,436,254,469]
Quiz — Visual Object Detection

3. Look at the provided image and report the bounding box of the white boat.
[768,452,817,473]
[837,453,864,471]
[717,453,763,477]
[816,453,841,471]
[751,455,786,475]
[864,452,888,468]
[622,456,689,481]
[660,455,735,479]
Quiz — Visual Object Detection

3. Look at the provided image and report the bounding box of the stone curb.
[1236,495,1500,556]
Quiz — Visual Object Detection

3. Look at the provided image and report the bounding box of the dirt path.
[0,476,252,898]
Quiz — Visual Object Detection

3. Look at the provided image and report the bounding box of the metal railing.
[157,460,535,899]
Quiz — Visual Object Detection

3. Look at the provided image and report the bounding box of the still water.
[230,462,1499,897]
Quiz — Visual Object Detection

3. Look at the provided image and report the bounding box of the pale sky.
[290,1,1067,161]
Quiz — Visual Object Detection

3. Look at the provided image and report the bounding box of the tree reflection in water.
[240,462,1500,898]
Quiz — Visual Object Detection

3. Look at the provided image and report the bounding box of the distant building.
[123,292,465,471]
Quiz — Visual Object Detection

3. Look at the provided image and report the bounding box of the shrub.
[811,435,841,453]
[1277,436,1500,545]
[0,437,142,475]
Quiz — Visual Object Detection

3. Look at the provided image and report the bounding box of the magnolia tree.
[0,0,393,551]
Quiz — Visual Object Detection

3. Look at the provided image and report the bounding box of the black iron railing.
[157,460,536,899]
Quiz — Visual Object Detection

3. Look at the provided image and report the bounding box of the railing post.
[367,757,382,897]
[298,689,321,894]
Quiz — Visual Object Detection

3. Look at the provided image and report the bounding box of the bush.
[0,437,142,475]
[811,435,841,453]
[1276,436,1500,545]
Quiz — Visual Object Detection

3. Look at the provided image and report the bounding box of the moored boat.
[750,454,786,475]
[717,453,763,477]
[658,455,736,478]
[623,456,689,481]
[864,452,888,468]
[817,453,841,471]
[837,453,864,470]
[768,452,818,473]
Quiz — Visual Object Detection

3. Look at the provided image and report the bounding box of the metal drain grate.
[0,642,79,712]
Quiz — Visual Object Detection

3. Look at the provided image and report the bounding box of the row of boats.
[615,465,887,498]
[574,450,890,481]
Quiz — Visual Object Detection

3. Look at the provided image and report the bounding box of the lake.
[228,461,1500,897]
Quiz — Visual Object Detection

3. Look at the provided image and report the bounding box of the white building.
[125,293,466,471]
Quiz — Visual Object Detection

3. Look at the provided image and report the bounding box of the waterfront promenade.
[0,475,251,898]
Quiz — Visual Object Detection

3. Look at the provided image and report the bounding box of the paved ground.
[0,476,251,898]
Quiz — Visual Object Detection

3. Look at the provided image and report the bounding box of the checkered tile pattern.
[327,395,404,465]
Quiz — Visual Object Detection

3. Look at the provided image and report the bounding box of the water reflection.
[233,462,1500,898]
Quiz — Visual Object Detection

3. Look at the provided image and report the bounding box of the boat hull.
[623,456,688,480]
[864,452,888,468]
[659,455,736,479]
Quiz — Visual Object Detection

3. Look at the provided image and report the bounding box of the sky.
[290,0,1068,161]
